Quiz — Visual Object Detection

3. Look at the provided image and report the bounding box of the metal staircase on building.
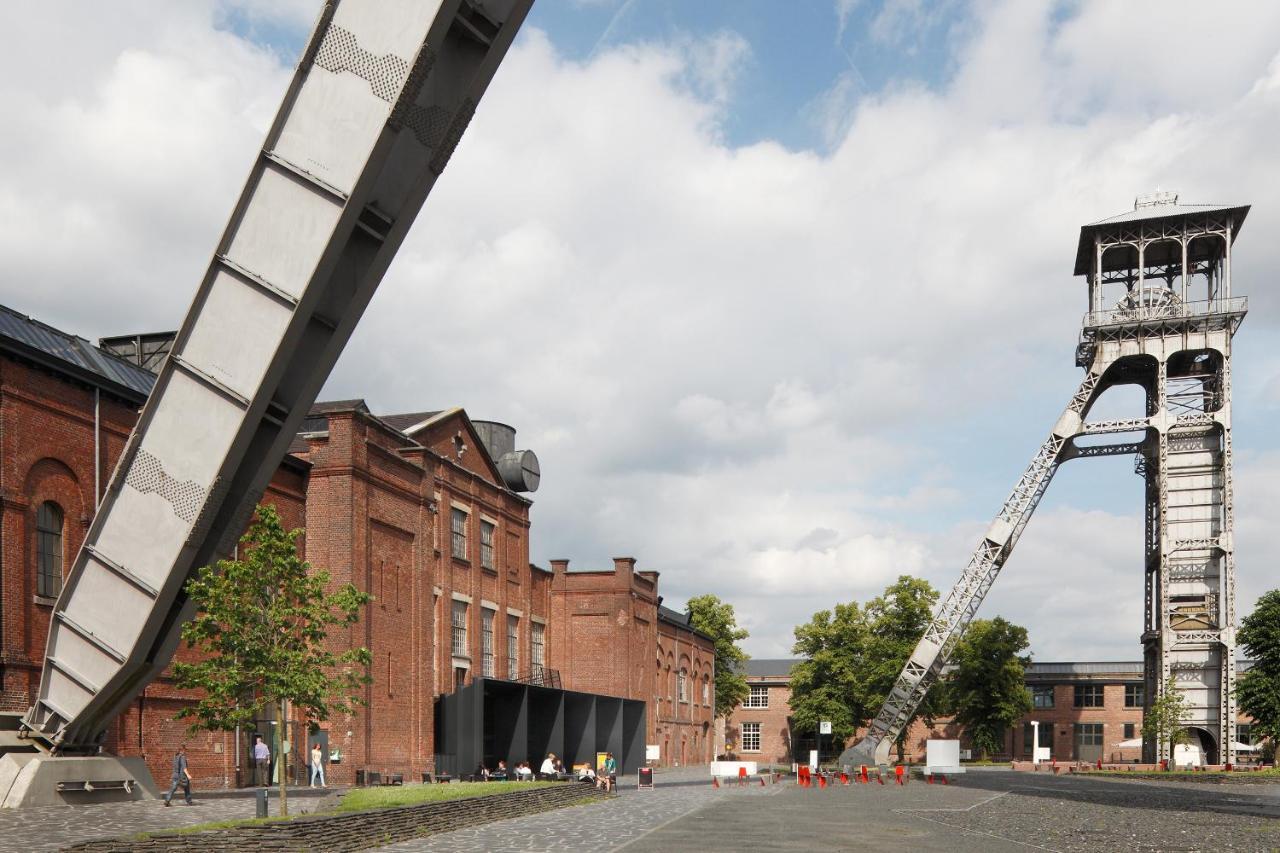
[840,196,1249,770]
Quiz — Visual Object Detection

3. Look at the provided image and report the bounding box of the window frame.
[450,600,468,658]
[1073,684,1104,708]
[481,608,495,677]
[740,722,761,753]
[450,507,468,561]
[36,501,65,600]
[744,685,769,708]
[531,621,545,675]
[1124,683,1144,708]
[1031,685,1055,709]
[479,519,496,570]
[507,615,519,680]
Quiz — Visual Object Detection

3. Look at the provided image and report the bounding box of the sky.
[3,0,1280,662]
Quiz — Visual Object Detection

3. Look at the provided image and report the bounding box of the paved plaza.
[2,768,1280,851]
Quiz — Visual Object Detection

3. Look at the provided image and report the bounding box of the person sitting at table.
[492,760,509,780]
[554,757,566,776]
[577,764,596,783]
[514,761,534,780]
[539,752,558,779]
[473,762,490,781]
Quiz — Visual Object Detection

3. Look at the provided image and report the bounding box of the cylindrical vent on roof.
[497,449,540,493]
[474,420,540,492]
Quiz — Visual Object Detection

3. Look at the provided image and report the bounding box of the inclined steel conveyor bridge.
[24,0,533,754]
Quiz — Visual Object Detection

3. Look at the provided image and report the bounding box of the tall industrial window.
[450,508,467,560]
[740,722,761,752]
[677,670,689,703]
[480,520,496,570]
[1031,685,1054,709]
[703,679,710,705]
[481,609,495,677]
[451,600,468,658]
[531,622,545,675]
[1074,684,1104,708]
[507,615,519,679]
[1124,683,1144,708]
[36,501,64,599]
[745,685,769,708]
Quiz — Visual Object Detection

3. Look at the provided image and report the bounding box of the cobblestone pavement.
[0,787,333,853]
[373,766,783,852]
[628,770,1280,852]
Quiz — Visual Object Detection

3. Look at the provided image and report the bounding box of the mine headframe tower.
[840,193,1249,770]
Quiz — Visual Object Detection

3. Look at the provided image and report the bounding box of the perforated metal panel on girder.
[25,0,533,753]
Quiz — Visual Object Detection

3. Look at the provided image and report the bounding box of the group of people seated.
[470,751,618,791]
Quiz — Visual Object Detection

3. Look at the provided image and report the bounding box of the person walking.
[162,744,193,806]
[253,735,271,787]
[310,742,326,788]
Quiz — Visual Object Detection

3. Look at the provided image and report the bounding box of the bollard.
[895,765,905,786]
[255,788,268,819]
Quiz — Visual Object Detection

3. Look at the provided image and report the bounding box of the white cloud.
[3,0,1280,667]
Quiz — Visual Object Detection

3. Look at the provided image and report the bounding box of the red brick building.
[547,558,716,767]
[727,658,1260,766]
[0,305,715,787]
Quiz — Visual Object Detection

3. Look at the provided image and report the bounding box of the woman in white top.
[539,753,557,778]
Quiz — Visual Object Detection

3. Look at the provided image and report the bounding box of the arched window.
[36,501,64,599]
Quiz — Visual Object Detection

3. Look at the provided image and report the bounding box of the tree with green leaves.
[949,617,1033,759]
[173,504,372,815]
[789,601,869,751]
[686,594,750,719]
[1237,590,1280,755]
[1142,687,1190,766]
[789,576,943,762]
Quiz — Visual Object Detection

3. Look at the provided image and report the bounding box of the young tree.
[861,576,943,762]
[173,504,372,815]
[949,617,1033,759]
[788,576,943,762]
[789,602,870,750]
[1237,590,1280,753]
[686,594,750,719]
[1143,687,1190,766]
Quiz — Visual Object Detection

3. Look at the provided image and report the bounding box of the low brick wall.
[67,783,606,852]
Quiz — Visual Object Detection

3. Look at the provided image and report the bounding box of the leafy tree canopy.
[173,504,372,814]
[1143,687,1191,761]
[686,594,750,718]
[949,617,1033,759]
[1237,590,1280,746]
[788,576,942,755]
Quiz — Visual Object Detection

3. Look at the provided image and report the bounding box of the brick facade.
[727,659,1258,766]
[0,306,717,789]
[547,558,716,767]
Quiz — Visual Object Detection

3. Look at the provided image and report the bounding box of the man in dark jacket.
[163,744,193,806]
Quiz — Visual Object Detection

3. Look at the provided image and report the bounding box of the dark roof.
[380,410,444,432]
[310,399,369,415]
[1073,201,1250,276]
[742,658,801,678]
[0,304,156,401]
[657,605,715,643]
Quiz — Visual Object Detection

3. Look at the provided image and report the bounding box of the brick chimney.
[613,557,636,576]
[550,558,570,574]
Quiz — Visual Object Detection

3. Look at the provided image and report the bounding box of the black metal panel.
[563,692,595,770]
[436,679,644,777]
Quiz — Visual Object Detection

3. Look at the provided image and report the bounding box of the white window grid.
[531,622,545,673]
[740,722,761,752]
[450,601,468,657]
[481,609,495,677]
[744,685,769,708]
[507,615,519,679]
[480,520,495,570]
[450,508,468,560]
